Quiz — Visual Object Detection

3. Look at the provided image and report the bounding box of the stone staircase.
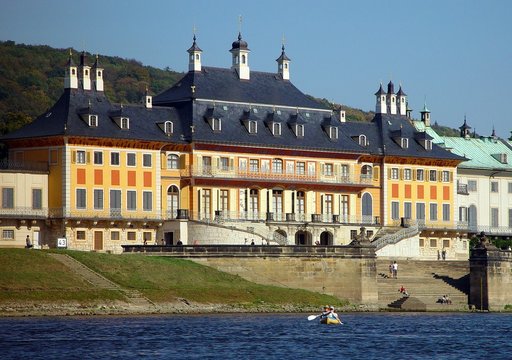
[48,253,154,307]
[377,259,469,311]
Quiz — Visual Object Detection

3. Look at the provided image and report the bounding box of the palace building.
[0,33,466,257]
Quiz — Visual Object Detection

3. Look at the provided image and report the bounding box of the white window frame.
[93,151,103,165]
[143,153,152,167]
[127,153,136,167]
[110,152,120,166]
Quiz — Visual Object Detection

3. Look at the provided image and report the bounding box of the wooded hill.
[0,40,459,137]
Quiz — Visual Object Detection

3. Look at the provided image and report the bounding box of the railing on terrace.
[0,207,49,218]
[456,221,512,235]
[189,210,380,225]
[43,208,163,221]
[179,166,374,186]
[0,159,49,172]
[372,222,420,250]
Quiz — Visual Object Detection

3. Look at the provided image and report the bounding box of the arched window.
[361,165,372,180]
[362,192,373,224]
[167,185,179,219]
[272,159,283,173]
[164,121,173,135]
[241,54,246,64]
[359,134,367,146]
[167,154,179,169]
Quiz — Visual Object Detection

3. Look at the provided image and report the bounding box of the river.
[1,313,511,359]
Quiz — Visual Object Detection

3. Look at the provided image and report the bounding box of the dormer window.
[120,117,129,129]
[328,126,338,140]
[164,121,173,135]
[271,122,281,136]
[425,140,432,150]
[295,124,304,138]
[248,120,257,134]
[359,134,367,146]
[88,115,98,127]
[401,138,409,149]
[209,117,221,132]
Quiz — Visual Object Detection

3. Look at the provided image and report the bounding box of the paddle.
[307,314,321,321]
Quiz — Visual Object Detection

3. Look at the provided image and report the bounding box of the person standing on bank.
[442,249,446,260]
[392,261,398,279]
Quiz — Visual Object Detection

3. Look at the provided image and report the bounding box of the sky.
[1,0,511,137]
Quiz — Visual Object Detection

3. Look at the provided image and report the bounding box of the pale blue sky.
[1,0,511,137]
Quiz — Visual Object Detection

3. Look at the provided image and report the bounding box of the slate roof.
[153,66,328,110]
[341,114,465,161]
[2,89,187,144]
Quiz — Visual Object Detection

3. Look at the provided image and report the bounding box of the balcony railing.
[180,166,375,186]
[456,222,512,235]
[457,183,469,195]
[0,159,49,172]
[189,210,379,225]
[0,207,49,218]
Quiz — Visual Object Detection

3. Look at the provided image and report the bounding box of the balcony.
[0,206,49,219]
[457,183,469,195]
[188,210,379,226]
[0,159,49,173]
[180,166,375,186]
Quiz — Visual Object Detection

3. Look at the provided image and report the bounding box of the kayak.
[320,317,341,325]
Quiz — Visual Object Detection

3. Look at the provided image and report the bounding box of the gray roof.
[153,66,328,110]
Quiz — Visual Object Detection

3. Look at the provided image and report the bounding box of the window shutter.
[388,168,391,179]
[412,169,416,179]
[438,170,442,182]
[373,166,379,181]
[86,152,90,164]
[72,151,76,164]
[229,158,234,170]
[400,169,403,180]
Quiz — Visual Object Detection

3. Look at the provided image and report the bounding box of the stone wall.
[123,244,378,304]
[470,245,512,311]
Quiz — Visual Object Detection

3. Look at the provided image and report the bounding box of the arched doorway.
[167,185,179,219]
[295,230,312,245]
[468,205,477,231]
[273,229,287,245]
[362,193,373,224]
[319,231,333,246]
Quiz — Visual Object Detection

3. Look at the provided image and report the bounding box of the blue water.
[1,313,511,359]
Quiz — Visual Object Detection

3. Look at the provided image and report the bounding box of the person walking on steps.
[392,261,398,279]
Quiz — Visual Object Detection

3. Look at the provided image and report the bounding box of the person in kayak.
[320,305,341,323]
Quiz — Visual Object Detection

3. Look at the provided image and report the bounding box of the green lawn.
[0,248,345,309]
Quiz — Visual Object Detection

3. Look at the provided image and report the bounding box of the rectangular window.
[32,189,42,210]
[416,169,424,181]
[296,124,304,137]
[143,154,152,167]
[404,169,412,180]
[459,206,468,222]
[249,159,259,172]
[509,209,512,228]
[324,163,333,176]
[329,127,338,140]
[391,168,399,180]
[430,239,437,247]
[442,171,450,182]
[76,230,86,240]
[111,231,120,241]
[272,159,283,173]
[430,203,438,221]
[296,162,305,175]
[127,191,137,210]
[2,229,14,240]
[416,203,426,221]
[93,151,103,165]
[468,180,477,192]
[94,189,103,210]
[391,201,400,220]
[76,150,86,164]
[143,232,152,243]
[340,195,349,221]
[76,189,86,209]
[248,120,257,134]
[220,157,229,171]
[491,181,499,193]
[508,182,512,194]
[324,194,333,215]
[143,191,152,211]
[110,152,120,166]
[443,239,450,248]
[2,188,14,208]
[220,190,229,211]
[121,117,129,129]
[127,153,136,166]
[491,208,499,227]
[429,170,437,182]
[110,189,121,216]
[127,231,136,241]
[419,238,425,247]
[350,230,358,240]
[443,204,450,221]
[404,202,412,219]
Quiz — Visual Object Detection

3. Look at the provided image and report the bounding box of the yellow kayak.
[320,317,341,325]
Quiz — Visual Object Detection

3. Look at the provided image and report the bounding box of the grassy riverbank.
[0,249,346,316]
